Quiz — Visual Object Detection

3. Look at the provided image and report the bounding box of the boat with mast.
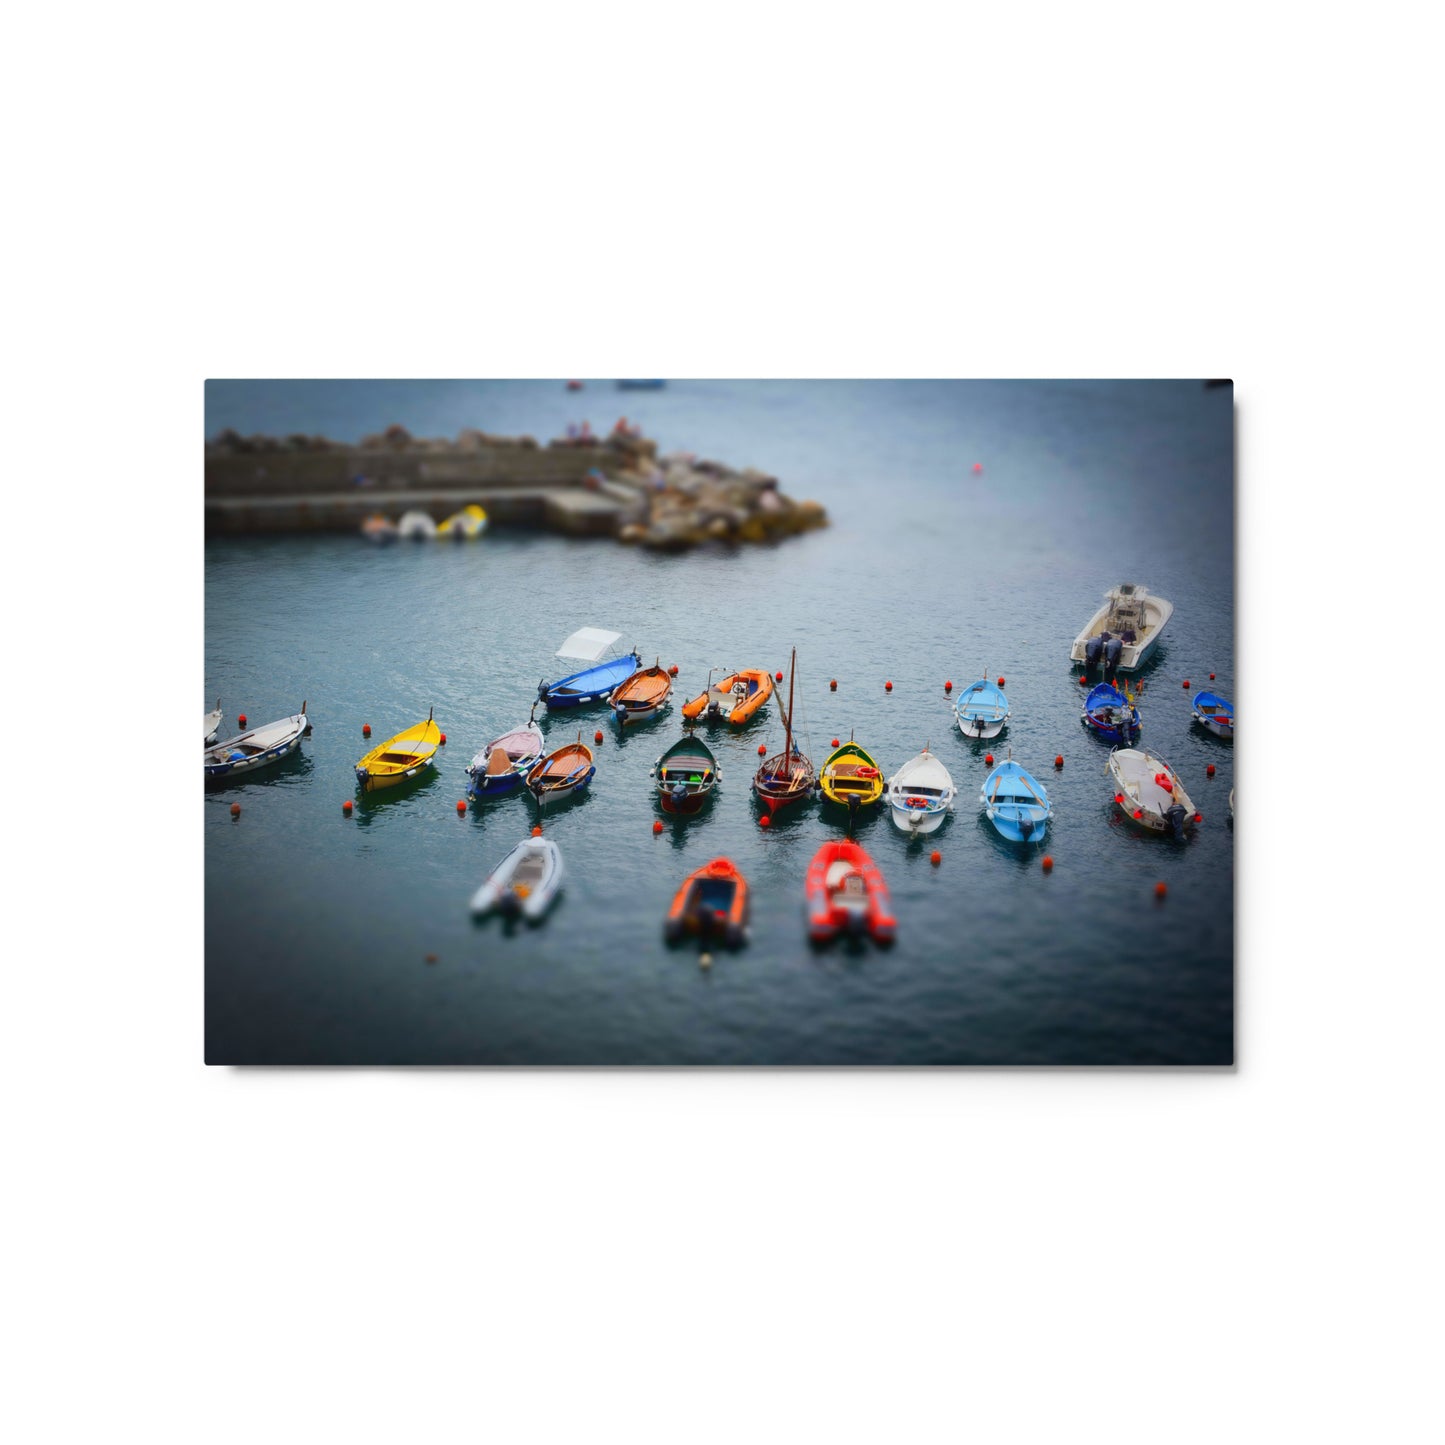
[752,647,816,815]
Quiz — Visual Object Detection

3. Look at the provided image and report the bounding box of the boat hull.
[205,712,309,786]
[205,732,303,785]
[664,858,748,945]
[356,760,434,793]
[1108,748,1197,836]
[805,843,896,944]
[888,802,947,835]
[540,652,643,708]
[470,839,563,921]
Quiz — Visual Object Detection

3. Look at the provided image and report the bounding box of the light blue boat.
[980,759,1052,844]
[1192,690,1234,740]
[954,679,1010,740]
[537,627,641,709]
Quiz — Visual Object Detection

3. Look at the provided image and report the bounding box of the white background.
[5,3,1439,1441]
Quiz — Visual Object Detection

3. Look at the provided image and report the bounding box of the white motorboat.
[470,837,564,921]
[1107,746,1198,839]
[1070,584,1173,672]
[397,509,438,540]
[886,748,956,835]
[205,704,309,786]
[204,699,222,745]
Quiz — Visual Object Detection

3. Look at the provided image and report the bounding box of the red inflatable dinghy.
[805,841,896,943]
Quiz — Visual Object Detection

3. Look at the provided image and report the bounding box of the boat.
[538,627,642,708]
[469,837,563,921]
[1192,690,1234,741]
[887,747,956,835]
[618,379,666,390]
[360,513,399,544]
[953,678,1010,740]
[805,841,896,943]
[1108,746,1198,838]
[355,709,441,792]
[819,733,885,813]
[526,733,596,807]
[980,758,1053,844]
[396,509,438,540]
[1081,681,1142,742]
[752,648,816,814]
[205,703,309,785]
[611,659,673,726]
[437,503,488,540]
[464,708,545,801]
[204,699,222,745]
[664,857,748,945]
[1070,584,1174,672]
[681,668,774,725]
[651,733,720,814]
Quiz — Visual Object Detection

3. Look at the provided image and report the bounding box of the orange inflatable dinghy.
[664,857,749,946]
[680,669,773,726]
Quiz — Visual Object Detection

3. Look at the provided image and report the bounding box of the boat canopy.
[556,627,622,661]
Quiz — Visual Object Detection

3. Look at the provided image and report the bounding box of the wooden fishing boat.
[397,509,438,540]
[1108,746,1198,838]
[205,704,309,786]
[526,733,596,807]
[437,503,488,539]
[355,710,441,793]
[819,734,884,812]
[360,513,399,544]
[680,668,774,725]
[611,659,673,726]
[805,841,896,944]
[753,648,816,814]
[1081,681,1142,742]
[1071,583,1173,672]
[539,627,642,708]
[887,747,956,835]
[664,857,748,946]
[651,733,720,814]
[465,708,545,801]
[470,837,563,921]
[953,679,1010,740]
[1191,690,1234,740]
[204,699,222,745]
[980,758,1052,844]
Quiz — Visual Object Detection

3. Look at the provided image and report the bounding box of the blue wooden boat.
[953,678,1010,740]
[465,709,545,801]
[1081,682,1141,742]
[1192,690,1234,741]
[538,627,642,709]
[980,759,1052,844]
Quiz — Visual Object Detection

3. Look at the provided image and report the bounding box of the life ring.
[856,767,879,778]
[1154,772,1174,791]
[904,796,929,809]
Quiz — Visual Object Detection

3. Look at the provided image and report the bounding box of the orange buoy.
[237,714,247,728]
[1206,763,1216,777]
[757,743,767,755]
[456,800,466,814]
[1054,755,1064,768]
[930,850,941,866]
[944,680,953,692]
[1183,679,1191,689]
[997,676,1005,687]
[972,462,983,473]
[1042,855,1054,871]
[342,799,353,814]
[885,680,893,691]
[363,724,371,737]
[985,753,994,765]
[531,825,542,837]
[759,815,771,829]
[1154,881,1167,898]
[652,820,663,835]
[775,671,783,682]
[831,738,840,748]
[594,730,603,743]
[830,679,837,690]
[425,953,438,964]
[230,803,240,818]
[439,733,446,745]
[1209,672,1216,680]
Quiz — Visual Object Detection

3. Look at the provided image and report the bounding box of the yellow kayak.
[355,711,441,792]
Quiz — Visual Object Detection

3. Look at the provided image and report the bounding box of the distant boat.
[566,380,584,391]
[361,513,399,544]
[652,733,720,815]
[397,509,438,540]
[1109,746,1197,838]
[470,837,563,922]
[355,710,441,793]
[980,758,1052,844]
[752,648,816,815]
[1191,690,1234,741]
[437,504,488,540]
[1081,681,1142,742]
[205,704,308,786]
[805,841,896,944]
[664,857,748,946]
[527,734,596,807]
[819,734,884,813]
[611,660,673,727]
[886,747,956,835]
[953,678,1010,740]
[1071,584,1173,672]
[680,668,773,726]
[617,380,666,390]
[204,699,222,745]
[465,709,545,801]
[538,627,642,708]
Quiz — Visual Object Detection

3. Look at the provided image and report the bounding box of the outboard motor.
[1103,637,1123,672]
[1084,636,1104,670]
[498,890,521,917]
[1020,816,1035,840]
[670,782,688,806]
[1165,803,1187,840]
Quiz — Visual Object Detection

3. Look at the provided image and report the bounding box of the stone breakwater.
[204,424,828,548]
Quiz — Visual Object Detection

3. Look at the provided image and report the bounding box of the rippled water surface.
[205,380,1234,1063]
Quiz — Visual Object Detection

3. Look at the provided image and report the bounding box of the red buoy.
[985,753,994,765]
[775,671,784,682]
[594,730,603,743]
[238,714,247,729]
[1114,794,1124,805]
[669,664,679,676]
[230,803,240,818]
[972,462,983,473]
[885,681,893,691]
[831,738,840,749]
[1133,809,1143,819]
[930,850,941,866]
[830,679,837,690]
[1209,673,1216,680]
[1155,881,1167,899]
[425,953,439,964]
[1078,675,1088,686]
[997,676,1005,687]
[1054,755,1064,769]
[759,815,771,829]
[1042,855,1054,871]
[439,733,446,745]
[1183,679,1191,689]
[944,680,953,692]
[652,820,663,835]
[456,800,466,814]
[363,724,371,737]
[758,743,767,755]
[342,799,353,814]
[1206,763,1216,777]
[531,825,542,837]
[1194,813,1203,824]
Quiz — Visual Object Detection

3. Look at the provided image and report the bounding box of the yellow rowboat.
[355,710,441,793]
[820,736,885,812]
[438,503,488,539]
